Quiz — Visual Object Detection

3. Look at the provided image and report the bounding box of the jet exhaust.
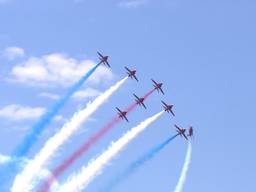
[56,111,164,192]
[1,63,102,189]
[39,88,156,192]
[11,76,128,192]
[173,142,192,192]
[101,134,179,192]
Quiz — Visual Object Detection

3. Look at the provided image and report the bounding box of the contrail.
[101,134,179,192]
[11,76,128,192]
[0,154,59,192]
[13,63,101,158]
[0,63,102,189]
[39,88,155,192]
[56,111,164,192]
[173,142,192,192]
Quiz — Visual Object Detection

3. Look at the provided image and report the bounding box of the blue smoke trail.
[13,63,100,158]
[100,134,178,192]
[0,63,101,189]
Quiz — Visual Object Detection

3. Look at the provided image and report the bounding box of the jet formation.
[98,51,194,140]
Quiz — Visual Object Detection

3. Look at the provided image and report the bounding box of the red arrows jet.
[175,124,188,140]
[134,94,146,109]
[162,101,175,116]
[152,79,164,94]
[187,126,194,138]
[116,107,129,122]
[125,67,138,81]
[97,51,110,68]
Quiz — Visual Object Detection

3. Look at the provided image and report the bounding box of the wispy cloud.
[9,53,113,87]
[3,46,25,60]
[72,88,102,100]
[0,104,45,121]
[119,0,147,8]
[39,92,60,100]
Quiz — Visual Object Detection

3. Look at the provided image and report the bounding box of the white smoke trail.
[57,111,164,192]
[173,142,192,192]
[0,154,60,192]
[11,77,128,192]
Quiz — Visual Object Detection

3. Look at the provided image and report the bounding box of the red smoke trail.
[39,88,155,192]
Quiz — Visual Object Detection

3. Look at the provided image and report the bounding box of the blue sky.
[0,0,256,191]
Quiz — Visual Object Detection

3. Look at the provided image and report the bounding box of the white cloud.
[0,154,10,164]
[0,104,45,121]
[72,88,102,100]
[10,53,113,87]
[119,0,147,8]
[3,46,25,60]
[39,92,60,100]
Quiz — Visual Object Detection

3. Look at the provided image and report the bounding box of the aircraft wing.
[161,101,168,107]
[124,115,129,122]
[134,75,139,82]
[133,94,139,100]
[182,133,188,140]
[170,110,175,117]
[141,102,147,109]
[105,61,111,68]
[151,79,157,85]
[116,107,122,113]
[97,51,104,58]
[125,67,132,73]
[159,87,164,95]
[175,124,181,130]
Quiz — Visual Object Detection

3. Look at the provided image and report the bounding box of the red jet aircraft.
[125,67,138,81]
[187,126,194,138]
[152,79,164,94]
[134,94,146,109]
[116,107,129,122]
[162,101,175,116]
[97,51,110,68]
[175,124,188,140]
